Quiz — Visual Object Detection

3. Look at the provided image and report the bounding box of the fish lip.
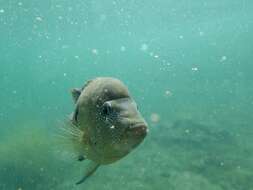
[128,123,148,137]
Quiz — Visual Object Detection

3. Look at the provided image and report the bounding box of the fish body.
[69,77,148,184]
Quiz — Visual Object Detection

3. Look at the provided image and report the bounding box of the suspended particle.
[35,16,43,21]
[120,46,126,52]
[150,113,160,123]
[92,49,98,55]
[100,14,106,21]
[220,56,227,62]
[62,45,69,49]
[165,90,172,97]
[140,43,148,51]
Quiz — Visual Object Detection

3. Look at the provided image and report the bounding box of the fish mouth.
[128,123,148,138]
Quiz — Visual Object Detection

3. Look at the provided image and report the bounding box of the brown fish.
[68,77,148,184]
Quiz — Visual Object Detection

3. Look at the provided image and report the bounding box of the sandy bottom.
[0,115,252,190]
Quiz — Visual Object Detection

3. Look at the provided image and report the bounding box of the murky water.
[0,0,253,189]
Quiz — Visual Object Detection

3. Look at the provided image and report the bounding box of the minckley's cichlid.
[67,77,148,185]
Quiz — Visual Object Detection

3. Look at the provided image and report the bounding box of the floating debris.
[100,14,106,21]
[150,113,160,123]
[199,31,204,36]
[62,45,69,49]
[35,16,43,21]
[140,43,148,51]
[91,49,98,55]
[185,129,190,133]
[165,90,172,97]
[220,56,227,62]
[120,46,126,52]
[179,35,184,39]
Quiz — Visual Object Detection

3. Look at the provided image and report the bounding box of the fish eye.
[101,102,112,116]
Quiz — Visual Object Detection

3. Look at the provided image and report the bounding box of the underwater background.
[0,0,253,189]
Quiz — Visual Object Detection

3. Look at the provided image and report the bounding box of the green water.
[0,0,253,189]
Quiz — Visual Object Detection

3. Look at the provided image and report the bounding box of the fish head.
[97,97,148,162]
[101,98,147,140]
[73,77,148,164]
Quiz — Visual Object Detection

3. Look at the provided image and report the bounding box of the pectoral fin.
[76,162,100,185]
[78,155,86,162]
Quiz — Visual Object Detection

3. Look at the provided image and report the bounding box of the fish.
[67,77,148,185]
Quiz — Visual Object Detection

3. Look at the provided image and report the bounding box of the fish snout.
[128,122,148,138]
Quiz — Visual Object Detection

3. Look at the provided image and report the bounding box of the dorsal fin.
[71,88,82,103]
[71,79,94,103]
[81,79,93,90]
